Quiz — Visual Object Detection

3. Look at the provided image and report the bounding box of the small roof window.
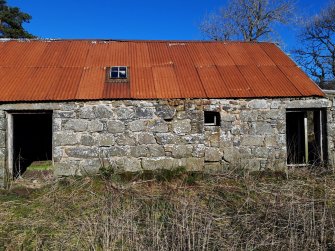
[110,66,127,79]
[106,66,129,83]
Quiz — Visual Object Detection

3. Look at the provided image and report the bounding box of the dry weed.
[0,168,334,250]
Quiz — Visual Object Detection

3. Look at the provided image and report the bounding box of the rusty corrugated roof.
[0,39,324,101]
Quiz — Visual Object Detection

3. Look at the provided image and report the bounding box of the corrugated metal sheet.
[103,82,130,99]
[242,43,276,66]
[152,66,181,98]
[217,66,255,97]
[0,40,324,102]
[86,42,110,67]
[148,42,171,66]
[47,68,83,100]
[0,68,8,83]
[130,67,156,99]
[259,66,302,96]
[107,42,130,66]
[197,65,231,98]
[129,42,151,67]
[76,68,105,100]
[168,43,193,66]
[0,41,5,51]
[0,42,12,66]
[167,43,207,98]
[37,41,71,67]
[225,43,255,65]
[28,68,63,100]
[238,65,278,96]
[61,41,91,67]
[16,42,49,67]
[203,43,235,66]
[0,67,33,101]
[175,65,206,98]
[0,42,29,67]
[186,43,215,67]
[279,66,324,96]
[260,43,296,66]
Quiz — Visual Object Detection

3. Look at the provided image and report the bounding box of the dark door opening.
[12,112,52,177]
[286,112,305,164]
[286,109,327,165]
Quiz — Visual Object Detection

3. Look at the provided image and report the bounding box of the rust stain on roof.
[0,67,33,101]
[103,82,130,99]
[37,41,71,67]
[47,67,83,100]
[197,65,231,98]
[152,65,181,98]
[129,42,151,67]
[130,66,156,99]
[76,67,105,100]
[217,65,254,97]
[259,66,302,96]
[175,65,206,98]
[238,65,278,96]
[260,43,296,66]
[148,42,171,66]
[0,39,324,101]
[203,43,235,66]
[187,43,215,67]
[279,66,324,96]
[225,43,255,66]
[61,41,91,67]
[242,43,276,66]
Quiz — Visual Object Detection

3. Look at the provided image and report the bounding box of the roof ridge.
[0,38,276,45]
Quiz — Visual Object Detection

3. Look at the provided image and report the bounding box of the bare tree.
[200,0,295,42]
[294,2,335,88]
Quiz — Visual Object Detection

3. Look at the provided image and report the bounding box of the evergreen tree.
[0,0,35,38]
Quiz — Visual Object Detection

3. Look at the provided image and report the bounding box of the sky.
[6,0,332,51]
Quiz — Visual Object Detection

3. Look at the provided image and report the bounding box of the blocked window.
[204,111,220,126]
[286,109,327,165]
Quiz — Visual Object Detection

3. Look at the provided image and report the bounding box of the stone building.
[0,39,330,186]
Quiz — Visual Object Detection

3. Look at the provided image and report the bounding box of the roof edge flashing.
[0,38,277,45]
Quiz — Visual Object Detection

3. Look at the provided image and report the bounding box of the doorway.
[286,109,327,165]
[8,111,52,178]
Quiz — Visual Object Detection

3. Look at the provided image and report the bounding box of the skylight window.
[106,66,129,83]
[110,66,128,79]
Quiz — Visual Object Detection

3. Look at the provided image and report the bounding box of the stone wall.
[52,98,290,175]
[324,91,335,166]
[0,109,7,186]
[0,97,331,185]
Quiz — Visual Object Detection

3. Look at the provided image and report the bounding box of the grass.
[26,161,53,171]
[0,167,335,250]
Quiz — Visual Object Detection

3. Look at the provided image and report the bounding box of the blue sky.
[7,0,331,50]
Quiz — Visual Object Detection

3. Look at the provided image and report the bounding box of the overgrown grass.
[1,167,335,250]
[26,161,53,171]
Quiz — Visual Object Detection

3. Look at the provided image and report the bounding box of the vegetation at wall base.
[1,167,335,250]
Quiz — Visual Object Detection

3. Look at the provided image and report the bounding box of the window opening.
[204,111,220,126]
[286,109,327,166]
[110,66,128,79]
